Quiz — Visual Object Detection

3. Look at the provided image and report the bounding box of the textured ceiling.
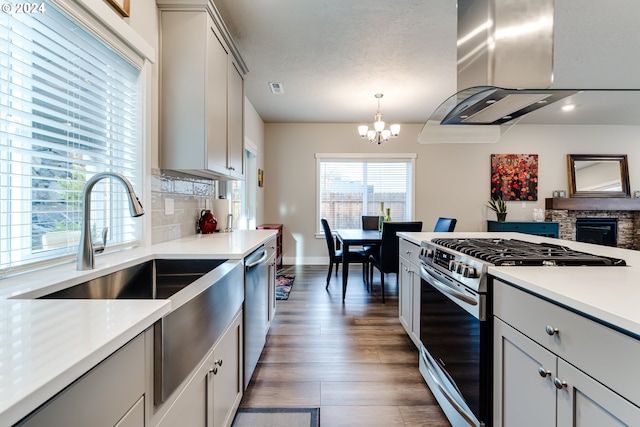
[213,0,458,124]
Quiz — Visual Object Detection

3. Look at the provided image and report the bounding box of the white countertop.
[398,231,640,339]
[0,230,276,426]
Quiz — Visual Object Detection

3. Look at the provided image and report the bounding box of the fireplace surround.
[545,198,640,249]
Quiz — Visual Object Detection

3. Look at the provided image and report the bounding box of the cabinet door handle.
[553,378,567,390]
[545,325,559,336]
[538,367,551,378]
[209,359,223,375]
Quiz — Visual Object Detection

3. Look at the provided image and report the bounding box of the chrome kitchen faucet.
[77,172,145,270]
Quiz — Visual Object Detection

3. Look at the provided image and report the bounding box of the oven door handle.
[420,265,477,306]
[423,353,478,427]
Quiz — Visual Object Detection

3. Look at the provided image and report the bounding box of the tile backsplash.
[150,169,216,244]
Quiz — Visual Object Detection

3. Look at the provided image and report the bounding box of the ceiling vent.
[268,82,284,94]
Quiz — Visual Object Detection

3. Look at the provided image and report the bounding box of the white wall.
[264,123,640,264]
[245,100,266,225]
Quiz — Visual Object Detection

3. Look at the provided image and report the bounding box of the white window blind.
[0,0,141,274]
[317,154,416,231]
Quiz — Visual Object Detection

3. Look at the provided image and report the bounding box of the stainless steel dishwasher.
[243,245,274,389]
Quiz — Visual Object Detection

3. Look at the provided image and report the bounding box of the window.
[230,148,257,230]
[316,153,416,232]
[0,0,142,274]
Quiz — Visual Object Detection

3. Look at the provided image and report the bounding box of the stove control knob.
[425,248,434,259]
[448,260,458,272]
[456,263,465,274]
[462,265,477,278]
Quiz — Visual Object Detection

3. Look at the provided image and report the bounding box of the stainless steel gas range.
[417,238,626,427]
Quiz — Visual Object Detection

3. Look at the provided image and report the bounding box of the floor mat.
[276,274,295,300]
[232,407,319,427]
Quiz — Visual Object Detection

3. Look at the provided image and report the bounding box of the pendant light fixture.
[358,93,400,144]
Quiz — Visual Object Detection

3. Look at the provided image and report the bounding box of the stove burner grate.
[431,238,626,266]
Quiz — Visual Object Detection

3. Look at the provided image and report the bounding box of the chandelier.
[358,93,400,144]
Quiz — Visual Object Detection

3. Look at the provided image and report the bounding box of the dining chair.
[321,218,369,289]
[361,215,381,277]
[368,221,423,303]
[433,217,457,232]
[335,215,378,251]
[362,215,379,230]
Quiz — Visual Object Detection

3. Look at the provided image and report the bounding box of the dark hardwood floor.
[239,264,450,426]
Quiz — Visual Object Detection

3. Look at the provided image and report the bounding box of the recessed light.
[562,104,575,111]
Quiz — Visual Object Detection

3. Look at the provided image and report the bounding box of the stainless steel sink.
[29,258,245,405]
[38,259,226,300]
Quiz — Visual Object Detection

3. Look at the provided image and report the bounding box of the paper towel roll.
[212,198,232,231]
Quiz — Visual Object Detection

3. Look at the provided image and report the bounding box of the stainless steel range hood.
[433,86,579,126]
[418,0,640,144]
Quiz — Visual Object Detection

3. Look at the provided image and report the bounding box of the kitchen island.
[398,231,640,426]
[398,231,640,338]
[0,230,276,426]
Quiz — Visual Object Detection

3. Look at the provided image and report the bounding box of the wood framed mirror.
[567,154,630,198]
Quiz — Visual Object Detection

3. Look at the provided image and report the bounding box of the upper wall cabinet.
[157,0,247,180]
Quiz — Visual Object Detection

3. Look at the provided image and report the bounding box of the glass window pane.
[318,157,413,231]
[0,0,141,274]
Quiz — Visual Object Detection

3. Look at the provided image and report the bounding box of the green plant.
[487,196,507,213]
[51,220,82,232]
[58,165,86,211]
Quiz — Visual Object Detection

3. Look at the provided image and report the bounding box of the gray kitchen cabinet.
[398,238,421,348]
[494,318,560,427]
[493,279,640,427]
[226,58,244,179]
[154,346,209,427]
[115,397,145,427]
[158,1,246,180]
[17,334,145,427]
[555,358,640,426]
[155,309,243,427]
[211,309,243,427]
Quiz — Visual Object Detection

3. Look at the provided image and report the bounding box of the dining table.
[334,229,382,302]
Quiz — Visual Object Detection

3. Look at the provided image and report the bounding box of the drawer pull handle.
[545,325,559,336]
[210,367,218,375]
[538,367,551,378]
[553,378,567,390]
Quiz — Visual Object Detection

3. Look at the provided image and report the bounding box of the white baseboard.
[282,256,329,265]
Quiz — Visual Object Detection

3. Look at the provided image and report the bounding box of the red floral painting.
[490,154,538,201]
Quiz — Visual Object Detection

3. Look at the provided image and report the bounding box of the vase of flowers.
[487,196,508,222]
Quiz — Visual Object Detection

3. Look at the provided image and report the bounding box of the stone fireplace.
[545,198,640,250]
